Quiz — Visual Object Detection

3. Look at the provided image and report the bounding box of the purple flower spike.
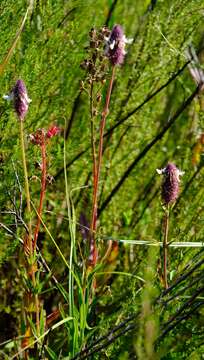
[13,80,31,120]
[3,79,31,121]
[109,25,124,44]
[105,24,133,66]
[157,163,184,205]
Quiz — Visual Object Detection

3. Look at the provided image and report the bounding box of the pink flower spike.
[46,125,60,139]
[105,24,133,66]
[157,163,184,205]
[4,79,32,121]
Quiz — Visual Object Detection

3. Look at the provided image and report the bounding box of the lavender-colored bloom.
[3,79,31,121]
[157,163,184,205]
[13,80,31,120]
[109,25,124,46]
[105,24,133,65]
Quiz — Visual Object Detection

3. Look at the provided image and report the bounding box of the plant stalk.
[163,206,169,289]
[19,120,40,336]
[90,82,97,216]
[89,66,115,265]
[89,81,98,267]
[20,120,32,254]
[63,129,75,322]
[33,135,46,250]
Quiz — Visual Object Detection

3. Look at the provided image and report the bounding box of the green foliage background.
[0,0,204,358]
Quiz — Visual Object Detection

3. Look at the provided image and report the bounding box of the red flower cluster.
[30,125,60,146]
[46,125,60,139]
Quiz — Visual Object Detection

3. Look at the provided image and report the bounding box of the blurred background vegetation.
[0,0,204,358]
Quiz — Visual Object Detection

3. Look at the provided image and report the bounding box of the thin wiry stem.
[163,206,169,289]
[89,81,98,267]
[33,135,46,250]
[89,66,115,265]
[87,65,116,294]
[32,134,47,338]
[63,127,76,333]
[19,120,40,337]
[20,120,32,254]
[90,82,97,234]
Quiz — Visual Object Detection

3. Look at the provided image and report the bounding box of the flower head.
[156,163,184,205]
[3,79,31,121]
[105,24,133,66]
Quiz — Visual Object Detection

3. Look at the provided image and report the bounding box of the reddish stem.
[89,66,115,266]
[90,82,97,213]
[33,134,47,251]
[89,82,98,267]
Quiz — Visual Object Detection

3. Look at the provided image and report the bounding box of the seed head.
[3,79,31,121]
[157,163,184,205]
[105,24,133,66]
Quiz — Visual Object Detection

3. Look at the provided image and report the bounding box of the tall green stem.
[64,133,74,319]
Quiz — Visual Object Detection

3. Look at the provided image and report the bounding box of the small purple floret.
[106,24,125,65]
[110,45,125,66]
[161,163,180,205]
[13,80,30,121]
[109,25,124,44]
